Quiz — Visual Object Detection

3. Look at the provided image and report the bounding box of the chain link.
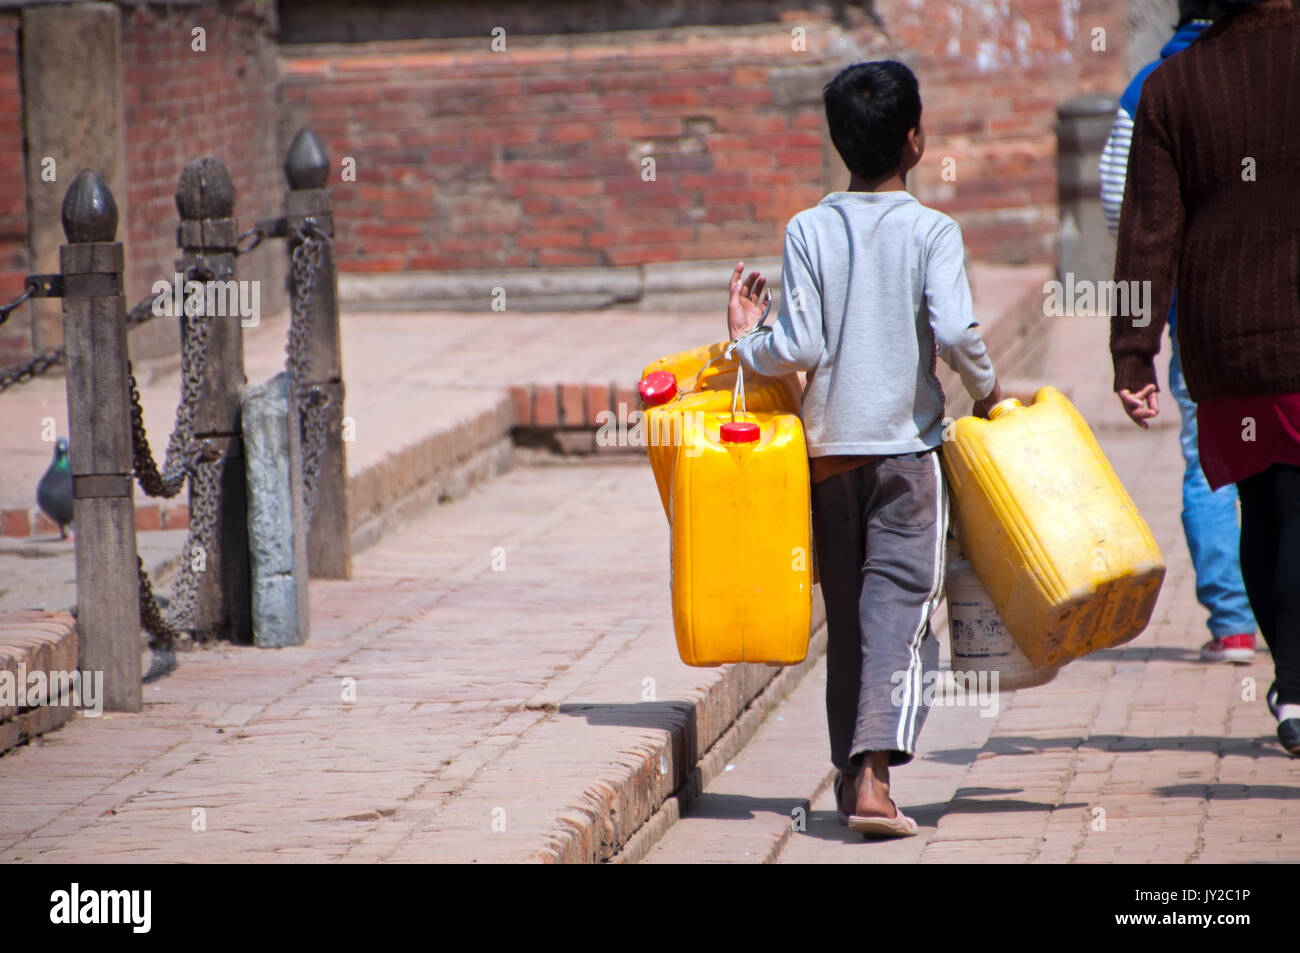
[128,294,215,499]
[0,290,163,396]
[162,451,221,637]
[137,555,184,648]
[129,269,222,645]
[288,220,332,522]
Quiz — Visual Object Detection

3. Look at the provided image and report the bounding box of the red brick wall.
[0,13,28,366]
[280,3,1130,274]
[121,1,283,336]
[280,26,842,273]
[891,0,1130,262]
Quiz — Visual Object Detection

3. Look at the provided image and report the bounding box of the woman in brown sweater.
[1111,0,1300,755]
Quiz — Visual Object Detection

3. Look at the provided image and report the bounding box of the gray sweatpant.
[810,449,949,773]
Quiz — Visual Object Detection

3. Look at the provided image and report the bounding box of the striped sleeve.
[1098,107,1134,235]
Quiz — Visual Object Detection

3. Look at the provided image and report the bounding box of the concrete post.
[1057,95,1121,288]
[243,371,310,647]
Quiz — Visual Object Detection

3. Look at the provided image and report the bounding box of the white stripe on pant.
[810,448,950,773]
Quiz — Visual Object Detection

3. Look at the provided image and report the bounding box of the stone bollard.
[1056,95,1121,287]
[242,372,310,647]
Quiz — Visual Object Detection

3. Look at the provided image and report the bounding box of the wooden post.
[285,129,350,579]
[176,158,252,643]
[59,170,141,712]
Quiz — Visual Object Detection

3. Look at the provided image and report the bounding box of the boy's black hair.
[822,61,922,183]
[1177,0,1230,25]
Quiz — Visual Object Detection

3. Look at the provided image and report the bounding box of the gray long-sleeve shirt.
[734,190,996,456]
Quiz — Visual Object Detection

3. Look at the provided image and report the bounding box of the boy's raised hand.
[728,261,770,342]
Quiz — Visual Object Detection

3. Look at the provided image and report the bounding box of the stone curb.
[1,499,190,540]
[609,618,831,864]
[0,610,79,754]
[523,591,827,863]
[338,257,784,313]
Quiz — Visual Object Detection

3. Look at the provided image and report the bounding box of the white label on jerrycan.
[945,557,1059,691]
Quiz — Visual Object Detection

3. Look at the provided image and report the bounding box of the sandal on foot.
[848,800,918,839]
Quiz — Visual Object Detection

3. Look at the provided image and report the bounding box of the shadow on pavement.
[927,734,1288,758]
[920,746,985,765]
[1073,646,1206,663]
[678,793,809,822]
[1153,782,1300,800]
[946,796,1088,814]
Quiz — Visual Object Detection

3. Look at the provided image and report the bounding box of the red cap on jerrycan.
[719,421,760,443]
[638,371,677,407]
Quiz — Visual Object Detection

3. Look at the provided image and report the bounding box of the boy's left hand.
[728,261,769,341]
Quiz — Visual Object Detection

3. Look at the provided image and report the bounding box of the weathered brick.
[533,385,559,427]
[584,383,612,425]
[558,383,584,426]
[134,505,162,533]
[33,511,61,537]
[509,385,532,427]
[1,508,29,538]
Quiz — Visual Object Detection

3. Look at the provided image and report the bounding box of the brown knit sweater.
[1111,3,1300,401]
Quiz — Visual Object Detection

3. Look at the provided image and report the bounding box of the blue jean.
[1168,326,1257,637]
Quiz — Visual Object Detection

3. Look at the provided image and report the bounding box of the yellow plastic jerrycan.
[670,410,812,667]
[939,386,1165,669]
[639,341,802,521]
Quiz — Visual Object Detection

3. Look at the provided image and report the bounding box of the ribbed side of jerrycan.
[670,411,812,667]
[939,386,1165,669]
[640,342,801,521]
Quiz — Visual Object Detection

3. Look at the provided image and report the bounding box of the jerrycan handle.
[730,357,748,419]
[695,292,774,392]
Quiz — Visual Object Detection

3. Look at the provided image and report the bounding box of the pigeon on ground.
[37,437,74,539]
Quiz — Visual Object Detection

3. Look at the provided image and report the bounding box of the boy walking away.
[1098,0,1259,664]
[726,61,1003,837]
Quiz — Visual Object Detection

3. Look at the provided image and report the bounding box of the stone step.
[0,610,79,755]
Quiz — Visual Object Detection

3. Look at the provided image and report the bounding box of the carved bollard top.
[61,170,118,243]
[285,129,329,190]
[175,157,235,221]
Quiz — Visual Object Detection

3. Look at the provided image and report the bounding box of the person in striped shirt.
[1098,0,1258,665]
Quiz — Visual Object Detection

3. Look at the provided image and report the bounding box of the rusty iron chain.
[127,267,222,644]
[137,555,184,648]
[163,451,220,637]
[128,290,215,499]
[0,288,163,395]
[288,220,331,522]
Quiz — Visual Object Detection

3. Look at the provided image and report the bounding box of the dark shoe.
[1267,684,1280,719]
[1279,719,1300,757]
[833,771,850,825]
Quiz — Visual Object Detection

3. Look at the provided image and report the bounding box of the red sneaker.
[1200,633,1257,664]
